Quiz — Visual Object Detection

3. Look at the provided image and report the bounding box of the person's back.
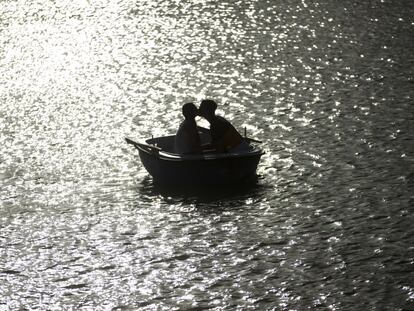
[175,103,201,154]
[199,99,248,152]
[209,115,243,151]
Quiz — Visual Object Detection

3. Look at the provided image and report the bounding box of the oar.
[125,137,161,154]
[243,127,262,143]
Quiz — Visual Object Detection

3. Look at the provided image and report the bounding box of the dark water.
[1,0,413,310]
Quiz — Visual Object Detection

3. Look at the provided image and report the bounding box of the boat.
[125,133,264,186]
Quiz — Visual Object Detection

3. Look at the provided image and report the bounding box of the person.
[174,103,202,154]
[198,99,249,153]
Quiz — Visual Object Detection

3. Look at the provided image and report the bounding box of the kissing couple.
[175,99,249,155]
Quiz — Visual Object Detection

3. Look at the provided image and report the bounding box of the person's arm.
[215,128,243,152]
[197,126,210,134]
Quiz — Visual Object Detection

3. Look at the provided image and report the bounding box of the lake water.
[1,0,413,310]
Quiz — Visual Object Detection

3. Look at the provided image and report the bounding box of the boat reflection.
[136,175,269,205]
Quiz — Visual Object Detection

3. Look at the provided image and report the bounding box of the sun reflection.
[1,0,413,309]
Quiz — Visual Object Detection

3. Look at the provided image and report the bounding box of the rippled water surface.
[1,0,413,310]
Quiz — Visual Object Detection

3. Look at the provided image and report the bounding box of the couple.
[175,99,249,154]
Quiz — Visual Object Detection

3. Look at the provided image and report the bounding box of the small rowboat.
[125,134,264,186]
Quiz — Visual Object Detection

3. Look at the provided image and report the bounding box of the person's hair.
[182,102,197,119]
[200,99,217,114]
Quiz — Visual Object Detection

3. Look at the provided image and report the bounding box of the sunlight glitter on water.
[1,0,413,310]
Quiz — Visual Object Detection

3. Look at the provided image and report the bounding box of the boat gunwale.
[155,149,265,162]
[126,137,264,162]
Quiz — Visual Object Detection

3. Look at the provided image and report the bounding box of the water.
[1,0,413,310]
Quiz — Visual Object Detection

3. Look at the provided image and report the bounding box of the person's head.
[199,99,217,119]
[182,102,198,120]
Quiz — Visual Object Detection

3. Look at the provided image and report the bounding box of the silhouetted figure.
[175,103,202,154]
[199,99,249,153]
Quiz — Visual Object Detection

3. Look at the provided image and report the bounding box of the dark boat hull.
[126,136,263,186]
[138,149,262,186]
